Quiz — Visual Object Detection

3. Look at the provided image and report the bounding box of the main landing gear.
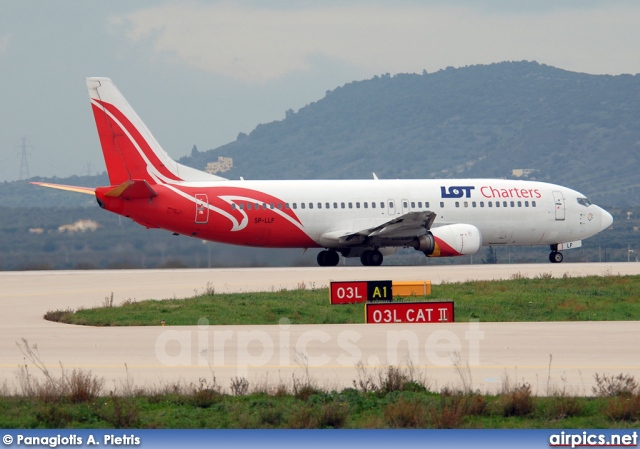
[549,245,563,263]
[317,250,340,266]
[360,249,383,266]
[317,248,384,266]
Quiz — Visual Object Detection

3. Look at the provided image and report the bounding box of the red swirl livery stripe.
[91,99,182,183]
[174,185,304,231]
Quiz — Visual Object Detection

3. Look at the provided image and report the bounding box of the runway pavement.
[1,262,639,395]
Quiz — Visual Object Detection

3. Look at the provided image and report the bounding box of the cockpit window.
[577,197,592,207]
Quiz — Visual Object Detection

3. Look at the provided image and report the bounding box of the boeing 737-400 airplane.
[33,78,613,266]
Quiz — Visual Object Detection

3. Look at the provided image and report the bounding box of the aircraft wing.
[321,211,436,246]
[29,182,96,195]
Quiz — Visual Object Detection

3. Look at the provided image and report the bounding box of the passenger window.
[496,202,500,208]
[517,201,521,207]
[292,203,297,209]
[285,203,290,209]
[333,202,337,208]
[426,202,430,208]
[503,201,507,207]
[488,202,492,207]
[417,202,422,208]
[440,202,444,208]
[464,201,468,208]
[403,201,408,208]
[341,202,345,209]
[364,202,368,208]
[372,202,376,208]
[455,202,460,208]
[479,201,484,207]
[349,202,353,208]
[232,204,237,210]
[309,203,313,209]
[356,202,360,208]
[472,201,476,207]
[510,201,514,207]
[270,203,274,209]
[325,203,330,209]
[532,201,537,207]
[317,203,322,209]
[301,203,305,209]
[380,202,384,208]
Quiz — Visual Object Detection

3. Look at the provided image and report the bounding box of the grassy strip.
[3,367,640,429]
[46,275,640,326]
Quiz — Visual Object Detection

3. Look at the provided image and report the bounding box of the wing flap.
[321,211,436,246]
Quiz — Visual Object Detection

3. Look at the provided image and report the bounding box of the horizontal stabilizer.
[104,179,158,200]
[29,182,96,195]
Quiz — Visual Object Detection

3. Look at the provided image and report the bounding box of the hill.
[180,61,640,207]
[3,61,638,208]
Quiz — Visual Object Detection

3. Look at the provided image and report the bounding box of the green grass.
[3,382,640,429]
[47,275,640,326]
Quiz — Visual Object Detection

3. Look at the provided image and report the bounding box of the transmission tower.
[17,137,31,180]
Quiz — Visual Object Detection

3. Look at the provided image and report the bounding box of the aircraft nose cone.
[600,209,613,231]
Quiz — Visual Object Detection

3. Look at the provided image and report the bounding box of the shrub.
[605,395,640,422]
[43,308,74,323]
[230,376,249,396]
[384,396,427,428]
[65,369,104,403]
[96,393,140,428]
[501,383,534,417]
[593,373,639,397]
[317,401,349,428]
[187,377,222,408]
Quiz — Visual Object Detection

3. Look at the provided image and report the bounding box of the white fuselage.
[176,177,612,249]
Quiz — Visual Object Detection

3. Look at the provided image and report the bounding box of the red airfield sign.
[365,301,454,323]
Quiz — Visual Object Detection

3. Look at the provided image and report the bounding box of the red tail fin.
[86,78,225,185]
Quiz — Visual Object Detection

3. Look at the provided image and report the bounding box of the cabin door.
[195,194,209,224]
[552,191,565,221]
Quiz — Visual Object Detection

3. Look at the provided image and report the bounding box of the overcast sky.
[1,1,639,182]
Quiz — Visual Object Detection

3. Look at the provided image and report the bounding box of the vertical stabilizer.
[86,77,225,185]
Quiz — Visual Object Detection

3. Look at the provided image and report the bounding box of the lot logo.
[440,186,475,198]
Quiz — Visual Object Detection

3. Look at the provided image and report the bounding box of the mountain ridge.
[3,60,639,208]
[180,61,640,207]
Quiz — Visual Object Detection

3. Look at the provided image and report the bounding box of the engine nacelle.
[415,224,482,257]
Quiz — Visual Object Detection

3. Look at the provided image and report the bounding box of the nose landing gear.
[549,245,563,263]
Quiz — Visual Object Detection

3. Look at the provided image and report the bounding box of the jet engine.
[412,224,482,257]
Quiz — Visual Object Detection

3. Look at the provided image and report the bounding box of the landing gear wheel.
[360,249,383,266]
[317,250,340,266]
[549,251,563,263]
